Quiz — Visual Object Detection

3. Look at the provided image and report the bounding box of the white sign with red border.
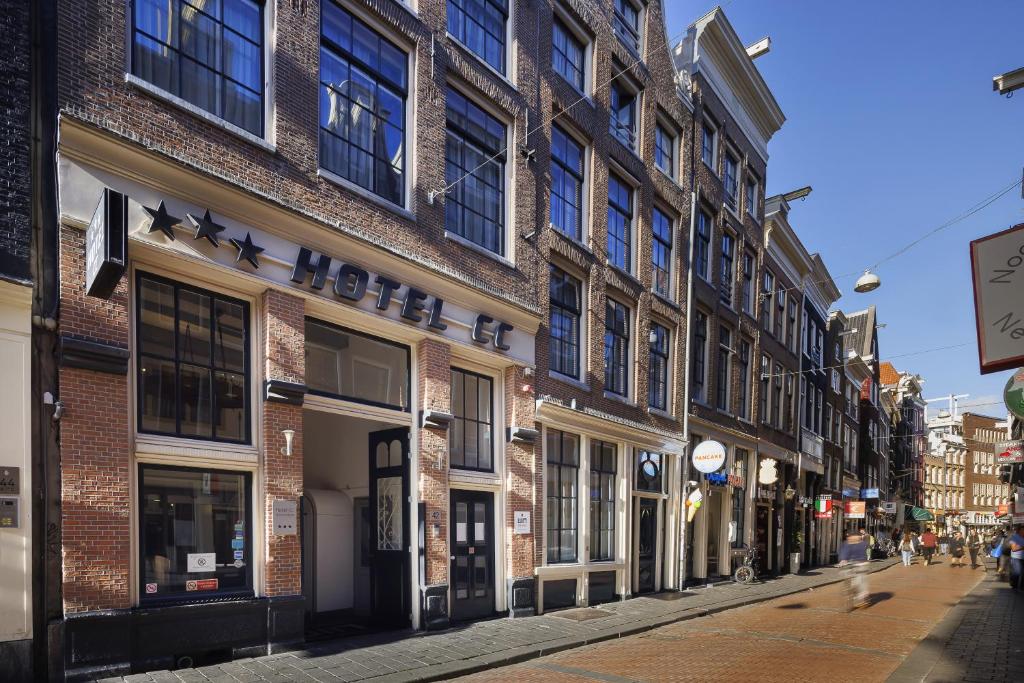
[970,223,1024,374]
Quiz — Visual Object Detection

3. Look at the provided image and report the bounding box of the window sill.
[609,134,642,162]
[449,468,501,488]
[550,224,594,257]
[715,407,735,419]
[606,262,642,290]
[737,416,754,426]
[446,33,517,92]
[444,231,515,267]
[317,168,414,221]
[651,290,680,310]
[135,433,259,463]
[125,74,275,154]
[553,71,594,105]
[723,200,741,220]
[655,166,681,189]
[603,390,636,407]
[549,370,591,392]
[702,160,719,177]
[648,406,676,421]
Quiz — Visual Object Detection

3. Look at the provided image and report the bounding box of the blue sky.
[664,1,1024,417]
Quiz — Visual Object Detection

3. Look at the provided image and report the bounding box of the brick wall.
[59,225,132,612]
[0,0,32,283]
[262,289,305,596]
[417,338,451,585]
[503,364,539,577]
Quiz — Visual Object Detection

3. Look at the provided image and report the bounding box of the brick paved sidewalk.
[888,569,1024,683]
[101,559,899,683]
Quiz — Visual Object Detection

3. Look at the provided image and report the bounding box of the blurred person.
[920,527,938,566]
[839,528,870,610]
[967,529,983,570]
[1009,525,1024,590]
[949,532,965,567]
[899,533,915,566]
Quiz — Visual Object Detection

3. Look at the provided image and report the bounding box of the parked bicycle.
[733,545,760,584]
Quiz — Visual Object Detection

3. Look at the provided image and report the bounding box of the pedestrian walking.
[900,533,915,566]
[967,529,983,570]
[839,529,870,610]
[1009,525,1024,590]
[920,527,938,566]
[992,530,1008,579]
[949,532,965,567]
[939,532,949,557]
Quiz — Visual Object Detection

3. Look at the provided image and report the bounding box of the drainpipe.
[678,185,698,590]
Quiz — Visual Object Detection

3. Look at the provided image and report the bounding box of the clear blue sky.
[664,1,1024,417]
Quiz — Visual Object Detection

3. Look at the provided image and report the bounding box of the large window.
[701,123,716,168]
[723,152,738,208]
[137,274,249,443]
[450,368,493,471]
[648,322,669,411]
[651,207,673,298]
[720,232,735,306]
[738,339,751,420]
[550,265,582,379]
[774,284,785,340]
[761,271,774,332]
[692,310,708,403]
[773,363,783,428]
[139,465,252,603]
[787,298,797,352]
[131,0,264,135]
[445,87,506,255]
[785,373,795,433]
[695,210,711,280]
[550,126,585,240]
[731,451,747,548]
[746,176,759,218]
[654,124,675,178]
[759,354,770,424]
[590,440,616,562]
[604,298,630,396]
[609,80,637,149]
[635,451,664,493]
[613,0,641,54]
[552,18,585,91]
[305,319,410,410]
[741,251,754,315]
[546,429,579,564]
[320,2,407,205]
[447,0,507,73]
[607,174,633,272]
[716,326,732,411]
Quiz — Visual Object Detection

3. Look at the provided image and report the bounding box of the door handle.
[450,555,455,560]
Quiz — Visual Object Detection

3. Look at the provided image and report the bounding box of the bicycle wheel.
[734,566,754,584]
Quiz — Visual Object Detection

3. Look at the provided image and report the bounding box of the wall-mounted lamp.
[281,429,296,457]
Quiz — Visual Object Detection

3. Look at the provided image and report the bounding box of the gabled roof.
[842,306,876,359]
[879,362,899,386]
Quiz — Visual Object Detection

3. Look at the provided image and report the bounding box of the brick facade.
[504,364,539,576]
[0,0,32,283]
[417,338,451,586]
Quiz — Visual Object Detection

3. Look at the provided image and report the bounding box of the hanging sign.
[705,472,728,486]
[970,223,1024,374]
[815,496,833,519]
[691,440,726,474]
[882,502,898,514]
[845,501,866,519]
[861,488,880,499]
[727,474,745,488]
[757,458,778,485]
[1005,369,1024,420]
[996,440,1024,464]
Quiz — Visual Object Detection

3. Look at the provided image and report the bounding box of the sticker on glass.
[145,583,158,594]
[187,552,217,573]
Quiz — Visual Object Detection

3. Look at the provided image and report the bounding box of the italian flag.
[816,497,831,515]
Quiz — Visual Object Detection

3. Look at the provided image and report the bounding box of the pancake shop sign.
[971,223,1024,373]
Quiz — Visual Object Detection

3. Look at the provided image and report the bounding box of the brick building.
[47,0,563,675]
[926,409,967,531]
[0,0,35,677]
[674,7,786,583]
[879,361,927,516]
[962,412,1011,529]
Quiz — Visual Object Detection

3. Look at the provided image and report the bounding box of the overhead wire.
[758,342,974,381]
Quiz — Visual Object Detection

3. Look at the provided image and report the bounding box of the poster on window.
[844,501,866,519]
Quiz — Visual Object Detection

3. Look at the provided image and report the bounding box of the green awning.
[911,506,935,521]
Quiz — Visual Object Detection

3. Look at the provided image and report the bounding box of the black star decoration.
[144,200,181,241]
[229,232,265,268]
[187,209,226,247]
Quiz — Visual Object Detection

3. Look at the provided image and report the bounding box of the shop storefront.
[54,126,540,677]
[535,401,684,610]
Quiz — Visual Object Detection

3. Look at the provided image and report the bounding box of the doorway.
[755,504,771,572]
[634,498,659,594]
[449,490,495,621]
[368,427,410,627]
[706,489,723,577]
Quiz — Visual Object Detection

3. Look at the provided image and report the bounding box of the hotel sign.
[85,188,128,299]
[970,223,1024,373]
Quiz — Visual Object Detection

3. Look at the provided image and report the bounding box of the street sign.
[845,501,866,519]
[1005,369,1024,419]
[970,223,1024,374]
[996,440,1024,464]
[692,440,726,474]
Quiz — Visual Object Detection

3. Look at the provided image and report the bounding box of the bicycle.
[733,545,760,584]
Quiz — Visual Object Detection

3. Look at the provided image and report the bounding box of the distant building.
[962,412,1011,529]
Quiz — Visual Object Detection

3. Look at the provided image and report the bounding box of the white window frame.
[552,3,594,96]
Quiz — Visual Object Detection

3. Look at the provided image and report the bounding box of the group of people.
[895,527,987,568]
[990,524,1024,590]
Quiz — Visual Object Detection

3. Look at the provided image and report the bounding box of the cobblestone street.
[457,560,987,683]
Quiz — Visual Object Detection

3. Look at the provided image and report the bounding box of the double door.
[450,490,495,621]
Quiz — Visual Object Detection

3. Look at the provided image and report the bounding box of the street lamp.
[854,270,881,293]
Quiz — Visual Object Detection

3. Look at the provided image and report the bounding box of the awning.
[910,506,935,521]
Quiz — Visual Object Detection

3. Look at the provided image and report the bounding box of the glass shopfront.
[139,464,252,603]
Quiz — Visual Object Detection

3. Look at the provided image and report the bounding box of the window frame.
[648,321,670,412]
[449,367,496,472]
[609,76,640,151]
[701,121,717,171]
[129,0,267,138]
[716,326,732,412]
[446,0,509,74]
[604,297,631,398]
[612,0,643,56]
[695,209,711,282]
[741,251,754,315]
[551,14,587,93]
[719,231,735,306]
[549,264,583,380]
[654,120,676,179]
[138,463,254,605]
[589,439,617,562]
[723,150,739,209]
[550,124,587,242]
[738,338,751,421]
[546,428,580,564]
[444,85,509,257]
[651,205,674,299]
[692,310,709,404]
[746,175,759,220]
[607,172,635,274]
[319,1,410,207]
[135,271,252,444]
[761,270,775,332]
[759,354,771,425]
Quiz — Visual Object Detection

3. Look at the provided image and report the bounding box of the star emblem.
[144,201,181,241]
[229,232,265,268]
[187,210,226,247]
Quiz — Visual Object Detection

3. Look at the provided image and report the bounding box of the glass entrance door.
[368,428,410,627]
[449,490,495,620]
[635,498,658,594]
[707,489,723,576]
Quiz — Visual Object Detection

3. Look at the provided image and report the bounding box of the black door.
[369,428,410,627]
[450,490,495,620]
[636,498,658,594]
[755,505,770,572]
